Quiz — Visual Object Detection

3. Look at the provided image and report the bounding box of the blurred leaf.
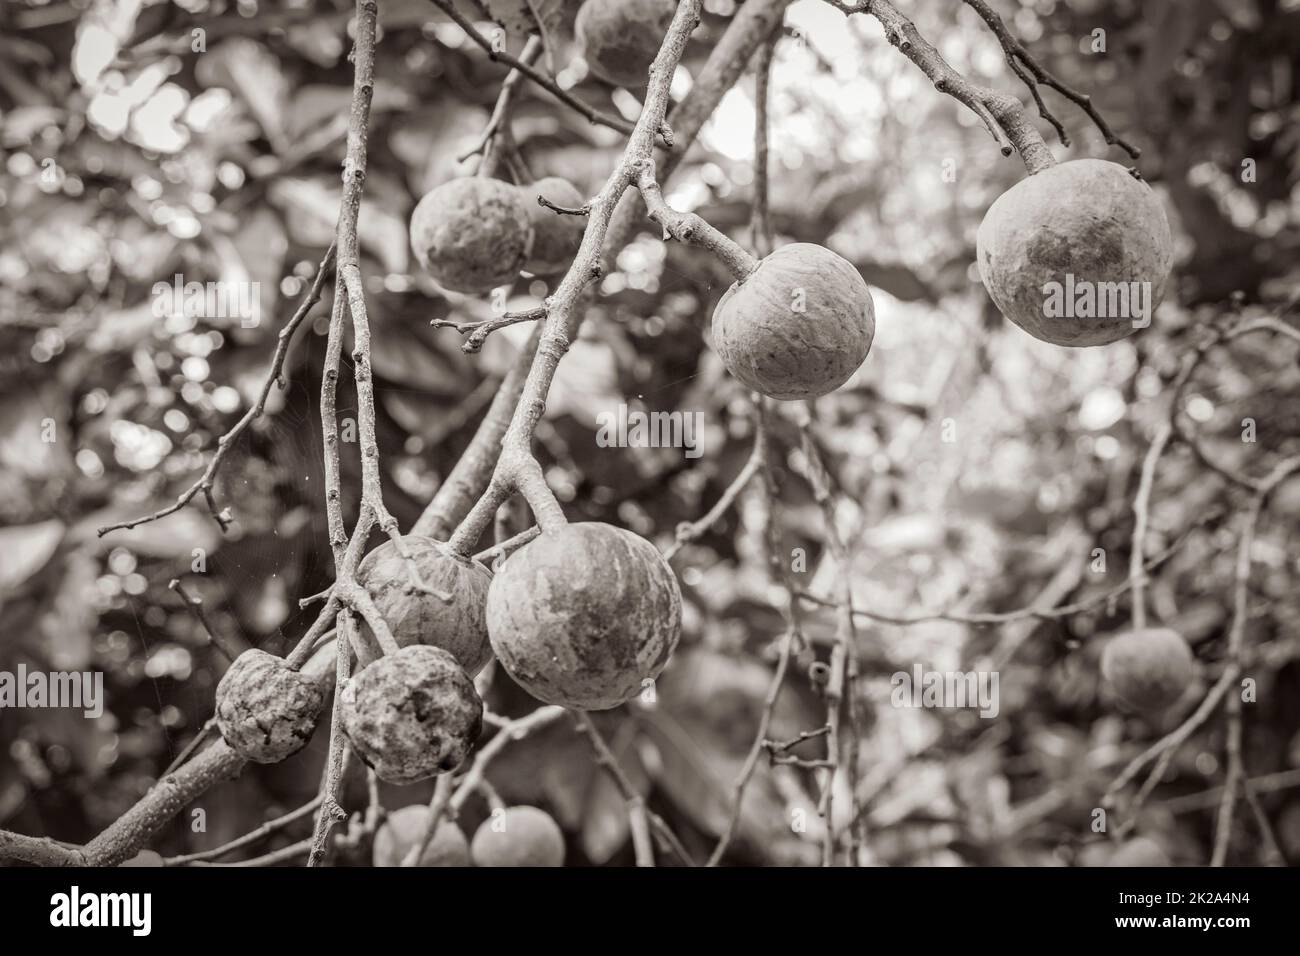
[0,388,73,482]
[579,719,648,863]
[639,709,734,836]
[285,18,347,68]
[196,38,291,154]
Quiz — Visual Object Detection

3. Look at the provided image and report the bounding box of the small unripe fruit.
[522,177,587,276]
[486,521,681,710]
[340,645,483,784]
[711,243,875,401]
[1101,627,1194,714]
[410,177,533,294]
[575,0,677,88]
[356,536,493,675]
[215,649,326,763]
[471,806,565,867]
[976,159,1174,347]
[372,805,469,867]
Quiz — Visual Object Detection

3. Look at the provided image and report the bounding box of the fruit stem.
[635,157,760,280]
[515,457,568,532]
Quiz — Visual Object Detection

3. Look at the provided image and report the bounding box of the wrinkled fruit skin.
[471,806,565,867]
[1101,627,1194,714]
[711,243,875,401]
[576,0,677,88]
[486,522,682,710]
[215,649,325,763]
[340,645,483,784]
[410,177,532,294]
[523,177,587,276]
[976,159,1174,347]
[356,535,493,675]
[372,805,469,867]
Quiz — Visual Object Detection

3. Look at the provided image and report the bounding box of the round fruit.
[409,176,533,294]
[575,0,677,88]
[976,159,1174,347]
[340,645,483,784]
[522,177,587,276]
[215,649,326,763]
[711,242,875,401]
[1100,627,1194,714]
[119,850,164,867]
[372,805,470,867]
[356,535,493,675]
[486,521,681,710]
[471,806,565,867]
[1107,836,1171,867]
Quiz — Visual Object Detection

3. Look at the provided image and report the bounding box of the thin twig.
[165,795,324,865]
[223,837,313,867]
[636,157,759,280]
[168,578,243,662]
[445,0,705,554]
[663,427,766,562]
[96,244,336,537]
[473,525,541,567]
[794,405,862,866]
[431,306,546,353]
[573,712,654,867]
[412,0,793,543]
[1129,422,1172,630]
[960,0,1140,157]
[797,519,1204,628]
[462,34,542,172]
[750,29,777,257]
[404,705,566,865]
[162,718,218,776]
[307,612,356,866]
[428,0,641,138]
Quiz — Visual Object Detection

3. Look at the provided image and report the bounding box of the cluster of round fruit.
[410,176,587,294]
[213,522,679,843]
[373,804,565,867]
[413,159,1171,406]
[574,0,678,89]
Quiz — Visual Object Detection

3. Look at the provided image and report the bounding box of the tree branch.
[428,0,643,139]
[96,244,336,537]
[960,0,1140,157]
[825,0,1055,172]
[443,0,704,554]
